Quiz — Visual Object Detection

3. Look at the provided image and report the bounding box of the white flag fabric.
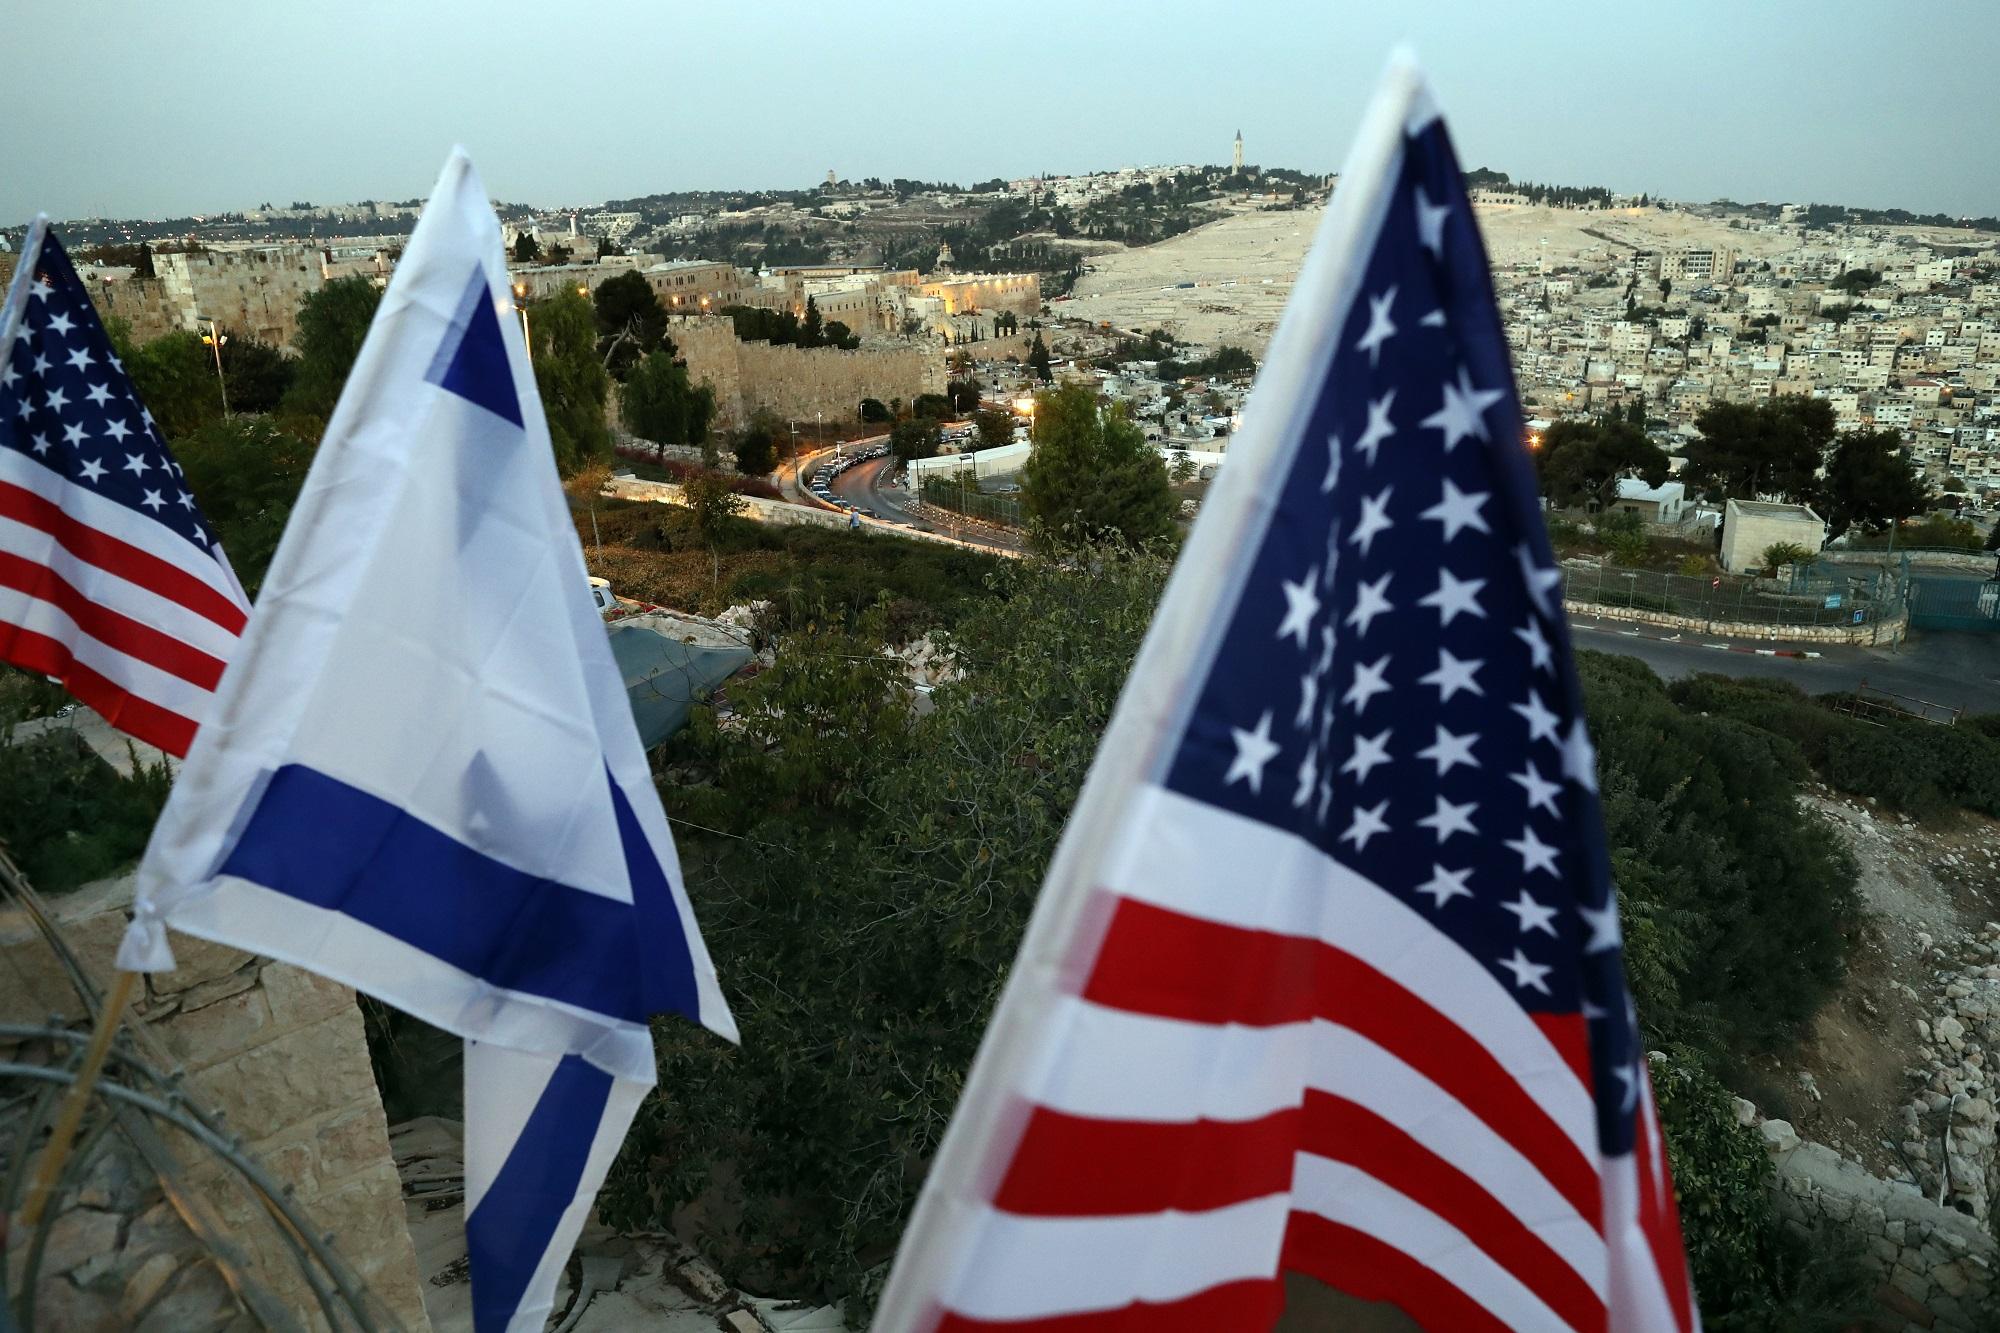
[118,148,735,1333]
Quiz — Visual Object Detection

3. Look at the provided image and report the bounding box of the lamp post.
[197,316,229,416]
[512,282,532,359]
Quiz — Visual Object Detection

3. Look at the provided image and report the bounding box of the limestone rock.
[1760,1119,1800,1154]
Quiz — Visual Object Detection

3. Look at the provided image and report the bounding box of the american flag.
[875,61,1697,1333]
[0,221,248,756]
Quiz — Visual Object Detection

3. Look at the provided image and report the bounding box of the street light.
[196,316,229,416]
[512,282,533,359]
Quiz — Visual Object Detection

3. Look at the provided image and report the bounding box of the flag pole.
[18,967,141,1227]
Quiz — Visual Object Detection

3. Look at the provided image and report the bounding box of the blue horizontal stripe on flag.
[217,762,698,1025]
[465,1052,612,1333]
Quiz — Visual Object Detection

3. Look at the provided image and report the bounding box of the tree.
[1019,384,1177,549]
[512,232,541,263]
[530,290,611,475]
[283,276,384,423]
[1986,517,2000,552]
[734,421,779,476]
[802,295,823,347]
[1170,451,1198,484]
[119,330,223,439]
[677,471,743,546]
[1681,396,1833,504]
[823,319,858,350]
[592,270,670,379]
[174,415,317,597]
[1534,418,1669,509]
[910,393,952,421]
[858,397,891,424]
[1760,540,1813,574]
[946,378,981,415]
[215,335,294,414]
[1817,430,1926,538]
[1027,331,1054,383]
[889,417,941,461]
[973,409,1014,452]
[620,349,714,455]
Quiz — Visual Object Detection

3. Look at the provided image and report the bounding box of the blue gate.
[1908,574,2000,631]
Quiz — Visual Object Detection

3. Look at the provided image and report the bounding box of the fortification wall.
[671,315,942,429]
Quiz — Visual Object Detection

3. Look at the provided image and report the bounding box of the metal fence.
[1559,561,1901,628]
[917,474,1024,528]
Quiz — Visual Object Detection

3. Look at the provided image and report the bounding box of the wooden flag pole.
[18,968,140,1228]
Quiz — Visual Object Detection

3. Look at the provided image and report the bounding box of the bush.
[0,731,171,894]
[1597,510,1651,564]
[1759,540,1812,574]
[1824,721,2000,821]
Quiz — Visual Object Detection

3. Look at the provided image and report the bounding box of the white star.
[85,381,112,406]
[62,421,87,446]
[1415,725,1479,776]
[139,488,165,511]
[1339,799,1391,852]
[1353,390,1396,465]
[1417,795,1478,843]
[1512,690,1561,745]
[44,386,68,413]
[1414,864,1473,909]
[122,453,148,476]
[1510,761,1563,816]
[176,490,194,509]
[1419,478,1490,542]
[1420,366,1504,451]
[65,346,93,373]
[104,418,132,443]
[1612,1061,1639,1113]
[1418,647,1483,701]
[1505,825,1561,876]
[1579,894,1623,954]
[1516,544,1562,617]
[13,397,30,421]
[1419,308,1447,328]
[1345,572,1393,636]
[1515,618,1553,673]
[1342,654,1392,713]
[1292,744,1319,810]
[1355,285,1398,366]
[1562,719,1599,792]
[1349,486,1394,556]
[1315,622,1336,675]
[0,361,15,389]
[1321,432,1342,493]
[1501,889,1560,937]
[1277,568,1321,647]
[1225,711,1282,794]
[31,353,50,375]
[1415,185,1451,258]
[1498,949,1552,995]
[1418,568,1487,625]
[1341,727,1393,783]
[29,276,53,302]
[46,310,75,337]
[29,432,52,454]
[77,457,107,483]
[1294,670,1319,730]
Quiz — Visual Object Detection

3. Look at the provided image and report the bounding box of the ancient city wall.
[670,315,942,429]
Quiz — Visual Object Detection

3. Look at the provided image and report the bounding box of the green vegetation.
[110,326,222,440]
[620,348,716,453]
[1818,430,1927,538]
[1156,343,1257,381]
[1019,384,1175,550]
[530,289,612,474]
[1534,416,1669,509]
[1682,396,1834,506]
[889,417,941,462]
[173,416,318,598]
[282,276,384,425]
[718,301,860,351]
[973,408,1014,452]
[592,270,672,379]
[1759,540,1813,573]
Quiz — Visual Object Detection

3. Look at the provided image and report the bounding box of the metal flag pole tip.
[18,967,142,1228]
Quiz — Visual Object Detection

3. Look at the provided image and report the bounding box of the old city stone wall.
[670,315,943,430]
[0,875,430,1330]
[1563,597,1909,645]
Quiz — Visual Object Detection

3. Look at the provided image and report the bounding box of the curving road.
[828,456,1026,554]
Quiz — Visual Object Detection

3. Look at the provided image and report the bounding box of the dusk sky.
[8,0,1997,222]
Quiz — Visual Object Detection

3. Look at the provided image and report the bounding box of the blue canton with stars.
[1,231,226,559]
[1162,117,1639,1156]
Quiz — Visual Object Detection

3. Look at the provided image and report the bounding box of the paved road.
[1570,616,2000,715]
[830,456,1026,554]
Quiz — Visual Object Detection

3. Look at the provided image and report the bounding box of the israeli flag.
[119,149,735,1332]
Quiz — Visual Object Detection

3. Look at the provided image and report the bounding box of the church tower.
[1233,129,1244,173]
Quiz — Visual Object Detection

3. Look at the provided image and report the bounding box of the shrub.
[1759,540,1812,574]
[1824,721,2000,821]
[0,732,172,894]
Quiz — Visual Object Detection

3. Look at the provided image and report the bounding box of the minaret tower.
[1233,129,1244,173]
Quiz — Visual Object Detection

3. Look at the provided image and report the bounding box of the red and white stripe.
[913,785,1630,1332]
[0,448,247,755]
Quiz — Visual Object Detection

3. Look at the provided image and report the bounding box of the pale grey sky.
[8,0,1997,222]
